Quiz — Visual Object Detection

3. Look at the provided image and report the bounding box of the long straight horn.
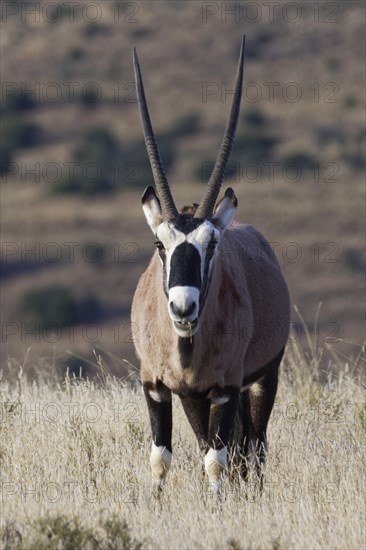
[195,35,245,220]
[133,47,179,222]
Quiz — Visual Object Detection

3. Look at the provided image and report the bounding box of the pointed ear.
[142,186,163,234]
[212,187,238,232]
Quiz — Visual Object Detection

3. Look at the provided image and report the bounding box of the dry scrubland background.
[0,1,366,548]
[0,0,365,376]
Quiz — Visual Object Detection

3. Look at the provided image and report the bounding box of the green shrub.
[126,114,200,188]
[0,86,41,176]
[195,124,277,183]
[343,95,358,109]
[281,151,316,171]
[28,515,97,550]
[343,248,365,273]
[0,113,41,175]
[342,128,365,171]
[0,521,22,550]
[343,152,366,171]
[19,286,101,327]
[83,23,110,37]
[244,108,265,127]
[0,147,13,176]
[245,30,276,58]
[20,287,79,326]
[57,353,95,379]
[53,114,200,194]
[54,128,119,193]
[102,515,144,550]
[326,58,341,72]
[1,88,36,113]
[67,47,85,61]
[131,27,154,39]
[1,114,41,149]
[233,130,277,165]
[80,88,103,108]
[164,113,200,138]
[3,514,146,550]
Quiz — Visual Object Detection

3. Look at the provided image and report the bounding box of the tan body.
[132,222,290,396]
[132,37,291,493]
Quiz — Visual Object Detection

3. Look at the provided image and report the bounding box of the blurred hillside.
[1,0,365,377]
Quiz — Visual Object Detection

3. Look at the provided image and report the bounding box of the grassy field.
[0,336,365,550]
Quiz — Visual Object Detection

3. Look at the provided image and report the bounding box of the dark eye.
[154,240,165,251]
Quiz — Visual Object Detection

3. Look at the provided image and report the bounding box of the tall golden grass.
[0,330,365,550]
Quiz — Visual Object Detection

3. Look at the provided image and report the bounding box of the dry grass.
[1,336,365,550]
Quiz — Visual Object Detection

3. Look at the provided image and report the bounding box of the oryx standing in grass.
[131,36,290,492]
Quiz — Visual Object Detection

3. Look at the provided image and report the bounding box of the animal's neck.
[176,252,224,369]
[177,337,194,369]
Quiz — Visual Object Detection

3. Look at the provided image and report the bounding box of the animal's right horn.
[195,35,245,220]
[133,47,179,222]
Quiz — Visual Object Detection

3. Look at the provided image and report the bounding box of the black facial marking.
[158,250,169,298]
[199,234,216,309]
[172,217,204,235]
[169,242,201,289]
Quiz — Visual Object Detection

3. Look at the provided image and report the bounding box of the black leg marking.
[144,382,173,490]
[250,349,283,445]
[245,347,284,483]
[180,395,210,452]
[207,388,240,450]
[203,388,240,491]
[230,389,253,481]
[143,382,172,452]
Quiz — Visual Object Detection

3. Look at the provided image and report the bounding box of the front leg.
[143,381,172,489]
[205,387,239,492]
[180,395,210,453]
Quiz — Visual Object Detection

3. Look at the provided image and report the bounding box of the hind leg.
[244,348,284,483]
[235,389,253,482]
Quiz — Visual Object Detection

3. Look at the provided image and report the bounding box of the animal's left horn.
[195,35,245,220]
[133,47,179,222]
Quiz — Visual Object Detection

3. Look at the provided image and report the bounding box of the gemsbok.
[131,36,290,493]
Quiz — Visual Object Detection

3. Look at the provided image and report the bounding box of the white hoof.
[204,447,227,492]
[150,443,172,486]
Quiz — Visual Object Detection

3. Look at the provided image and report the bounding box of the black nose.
[169,301,195,319]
